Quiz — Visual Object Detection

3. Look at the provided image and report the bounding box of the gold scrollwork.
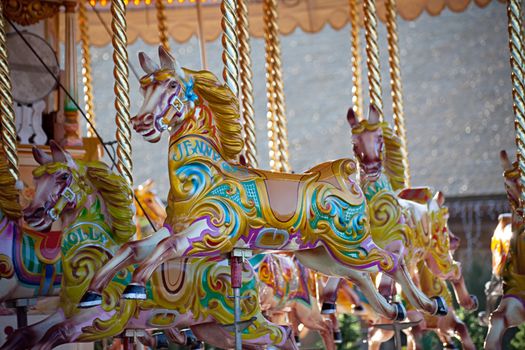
[3,0,61,26]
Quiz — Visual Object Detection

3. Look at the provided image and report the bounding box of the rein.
[155,83,186,132]
[47,174,77,222]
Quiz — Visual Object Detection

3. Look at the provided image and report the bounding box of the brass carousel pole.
[220,2,243,349]
[221,0,239,98]
[264,0,290,172]
[507,0,525,207]
[237,0,257,167]
[349,0,363,119]
[0,0,19,183]
[111,0,133,188]
[196,0,208,69]
[363,0,383,119]
[385,0,410,185]
[79,0,96,137]
[156,0,170,50]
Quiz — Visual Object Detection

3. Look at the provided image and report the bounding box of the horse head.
[134,179,167,229]
[347,104,385,182]
[133,46,195,143]
[24,141,87,231]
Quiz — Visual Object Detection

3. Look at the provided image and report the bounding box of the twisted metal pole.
[349,0,363,119]
[221,0,239,98]
[363,0,383,119]
[0,1,19,182]
[156,0,170,51]
[79,0,96,137]
[237,0,257,168]
[111,0,133,187]
[507,0,525,209]
[385,0,410,185]
[264,0,290,172]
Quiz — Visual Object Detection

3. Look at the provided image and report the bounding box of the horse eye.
[169,81,178,89]
[59,173,69,181]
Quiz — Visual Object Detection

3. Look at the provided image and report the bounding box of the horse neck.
[359,167,392,200]
[169,106,225,165]
[0,210,16,259]
[60,192,119,254]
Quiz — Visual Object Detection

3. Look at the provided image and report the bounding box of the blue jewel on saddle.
[184,78,198,104]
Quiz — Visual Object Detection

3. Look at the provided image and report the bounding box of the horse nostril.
[27,207,45,220]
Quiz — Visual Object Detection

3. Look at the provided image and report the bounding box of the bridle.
[45,171,83,222]
[154,82,187,132]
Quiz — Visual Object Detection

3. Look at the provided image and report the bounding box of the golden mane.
[85,162,135,244]
[0,161,21,219]
[381,124,408,191]
[183,68,244,161]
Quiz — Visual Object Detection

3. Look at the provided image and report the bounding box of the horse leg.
[485,297,525,350]
[387,260,446,315]
[292,300,335,350]
[368,323,393,350]
[0,310,66,350]
[448,267,478,311]
[405,310,425,350]
[320,277,341,314]
[80,227,171,306]
[125,222,207,297]
[296,247,403,320]
[448,312,474,350]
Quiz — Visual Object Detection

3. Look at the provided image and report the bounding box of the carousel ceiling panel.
[56,0,502,46]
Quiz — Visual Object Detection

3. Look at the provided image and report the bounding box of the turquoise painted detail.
[309,188,366,247]
[363,173,392,201]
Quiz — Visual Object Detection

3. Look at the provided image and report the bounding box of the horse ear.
[138,52,158,74]
[368,104,380,124]
[158,45,185,79]
[144,178,153,190]
[49,140,74,165]
[158,45,175,70]
[32,146,52,165]
[434,191,445,207]
[347,107,359,128]
[500,150,512,171]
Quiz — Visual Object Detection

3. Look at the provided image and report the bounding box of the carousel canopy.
[60,0,501,46]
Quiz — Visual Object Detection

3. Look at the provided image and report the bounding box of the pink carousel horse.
[6,142,297,350]
[347,105,476,314]
[484,150,525,350]
[79,46,446,321]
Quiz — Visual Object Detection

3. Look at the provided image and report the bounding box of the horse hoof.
[470,294,479,311]
[333,330,343,344]
[321,302,336,314]
[122,284,147,300]
[394,302,406,321]
[432,296,448,316]
[294,334,301,347]
[478,311,489,326]
[153,332,169,349]
[190,341,205,350]
[78,291,103,308]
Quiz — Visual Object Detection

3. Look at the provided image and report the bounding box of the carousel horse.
[134,179,167,238]
[347,106,476,313]
[479,213,512,326]
[81,46,453,321]
[251,253,336,349]
[485,150,525,350]
[4,142,297,350]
